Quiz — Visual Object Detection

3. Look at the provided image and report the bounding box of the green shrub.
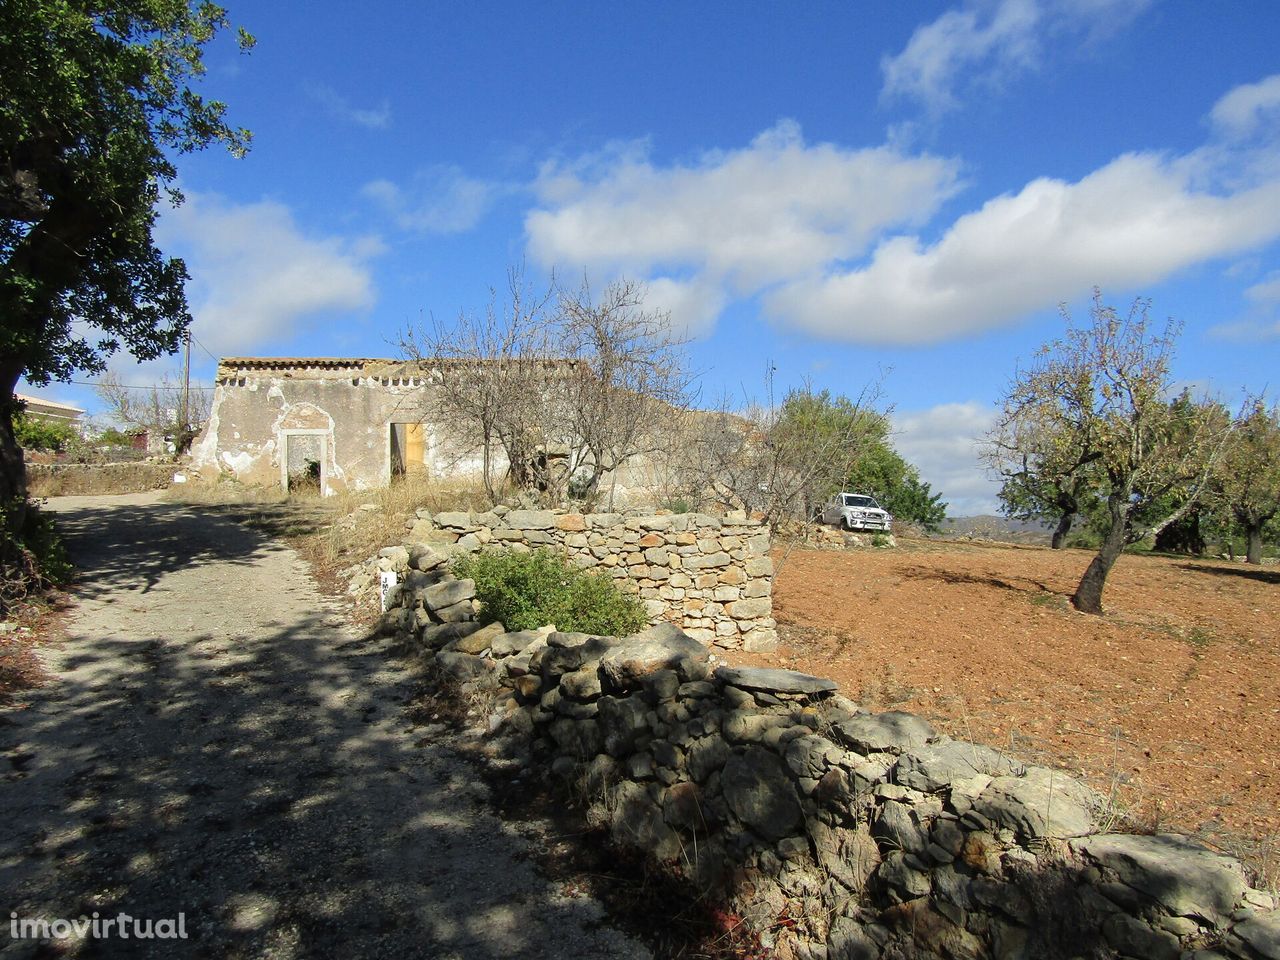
[14,413,77,452]
[452,547,648,635]
[1,499,72,613]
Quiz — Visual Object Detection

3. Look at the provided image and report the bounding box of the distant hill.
[938,515,1053,544]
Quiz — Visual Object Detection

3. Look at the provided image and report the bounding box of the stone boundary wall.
[26,461,174,497]
[397,506,776,652]
[380,569,1280,960]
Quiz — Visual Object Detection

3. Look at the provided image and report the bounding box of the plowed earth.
[734,539,1280,880]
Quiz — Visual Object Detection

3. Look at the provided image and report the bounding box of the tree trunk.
[1246,523,1264,565]
[1072,498,1128,615]
[0,361,27,514]
[1050,511,1073,549]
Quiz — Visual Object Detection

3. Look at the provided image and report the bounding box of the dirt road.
[1,493,647,959]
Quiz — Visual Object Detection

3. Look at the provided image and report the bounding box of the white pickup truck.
[821,492,893,532]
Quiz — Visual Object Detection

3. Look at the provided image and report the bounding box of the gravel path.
[1,493,648,959]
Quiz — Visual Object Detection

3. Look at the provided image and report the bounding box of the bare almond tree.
[401,272,692,508]
[556,278,695,509]
[399,269,559,503]
[94,372,212,453]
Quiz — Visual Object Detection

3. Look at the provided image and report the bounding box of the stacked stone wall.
[379,569,1280,960]
[399,506,776,652]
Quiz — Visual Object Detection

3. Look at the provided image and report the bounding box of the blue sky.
[26,0,1280,513]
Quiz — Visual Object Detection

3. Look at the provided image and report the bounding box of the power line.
[190,334,220,364]
[69,379,216,391]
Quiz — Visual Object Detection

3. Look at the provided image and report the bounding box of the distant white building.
[16,393,85,431]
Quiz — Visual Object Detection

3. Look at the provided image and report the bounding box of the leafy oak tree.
[0,0,252,509]
[990,292,1229,614]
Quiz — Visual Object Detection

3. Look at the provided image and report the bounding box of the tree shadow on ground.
[47,502,286,599]
[0,501,640,959]
[897,565,1054,595]
[1178,562,1280,586]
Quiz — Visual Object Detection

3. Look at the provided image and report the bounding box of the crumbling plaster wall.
[191,365,491,493]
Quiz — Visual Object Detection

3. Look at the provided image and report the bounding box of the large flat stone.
[433,511,473,529]
[715,666,837,696]
[490,628,548,657]
[422,577,476,612]
[504,509,555,530]
[832,710,936,755]
[1071,833,1249,923]
[972,766,1096,839]
[599,623,708,689]
[894,740,1024,792]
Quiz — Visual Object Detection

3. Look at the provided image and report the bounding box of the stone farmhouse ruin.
[189,357,665,499]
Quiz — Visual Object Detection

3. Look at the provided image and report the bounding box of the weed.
[1028,591,1068,611]
[1184,626,1215,647]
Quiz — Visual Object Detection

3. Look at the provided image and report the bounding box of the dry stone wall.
[380,567,1280,960]
[399,506,776,652]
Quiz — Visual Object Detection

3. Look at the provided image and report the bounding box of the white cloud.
[524,120,960,335]
[155,192,381,357]
[1210,74,1280,142]
[307,83,391,130]
[765,150,1280,344]
[1245,271,1280,303]
[361,167,499,234]
[881,0,1152,116]
[640,277,726,340]
[892,401,1000,516]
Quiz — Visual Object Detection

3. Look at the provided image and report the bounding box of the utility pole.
[180,330,191,451]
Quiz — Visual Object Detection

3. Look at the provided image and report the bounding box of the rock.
[407,543,446,571]
[894,740,1024,792]
[433,511,472,529]
[722,710,789,744]
[721,746,802,840]
[599,623,709,689]
[1233,911,1280,959]
[555,513,587,531]
[420,620,484,650]
[450,621,505,655]
[1071,833,1249,923]
[548,717,603,758]
[435,651,493,682]
[663,781,706,831]
[872,800,928,855]
[1101,914,1181,960]
[491,628,547,657]
[456,532,482,552]
[811,820,879,893]
[827,915,880,960]
[597,695,651,757]
[609,780,681,862]
[433,598,476,623]
[715,666,837,697]
[784,735,844,779]
[741,629,778,653]
[561,667,603,701]
[505,509,555,529]
[378,545,410,566]
[877,851,931,900]
[687,735,731,782]
[724,597,770,619]
[832,711,936,756]
[972,766,1096,839]
[423,577,476,612]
